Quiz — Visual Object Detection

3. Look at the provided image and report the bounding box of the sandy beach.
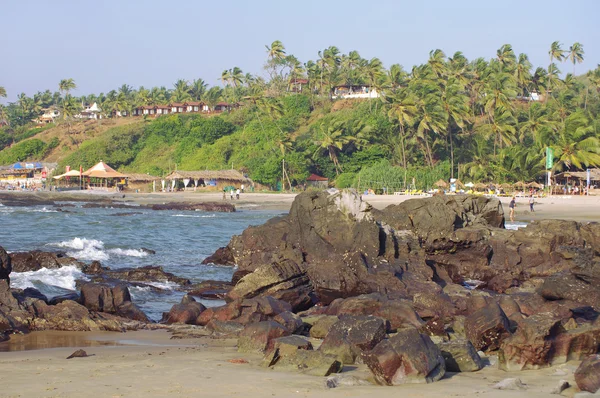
[0,330,582,398]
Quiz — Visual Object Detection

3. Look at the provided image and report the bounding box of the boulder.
[437,339,484,372]
[465,303,511,351]
[163,298,206,325]
[0,246,11,282]
[362,328,446,385]
[264,347,342,377]
[575,354,600,394]
[28,300,124,332]
[538,272,600,309]
[79,283,149,322]
[319,315,387,364]
[9,251,83,272]
[237,321,290,353]
[273,311,303,334]
[205,320,244,336]
[186,280,232,300]
[201,246,235,266]
[308,315,339,339]
[99,266,190,286]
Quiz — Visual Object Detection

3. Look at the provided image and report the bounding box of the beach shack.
[306,173,329,189]
[126,173,160,193]
[82,161,128,190]
[164,170,251,191]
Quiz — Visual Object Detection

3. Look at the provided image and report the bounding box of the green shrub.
[335,172,356,188]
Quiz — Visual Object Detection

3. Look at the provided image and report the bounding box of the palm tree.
[387,91,417,169]
[172,79,191,102]
[427,49,447,78]
[416,95,447,167]
[568,42,584,75]
[312,119,358,175]
[547,41,565,101]
[496,44,516,72]
[0,87,6,99]
[546,112,600,171]
[480,106,517,155]
[515,53,532,97]
[265,40,286,61]
[220,70,232,87]
[519,102,558,147]
[189,79,207,101]
[58,78,77,97]
[230,67,244,88]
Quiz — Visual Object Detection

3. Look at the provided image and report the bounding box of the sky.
[1,0,599,103]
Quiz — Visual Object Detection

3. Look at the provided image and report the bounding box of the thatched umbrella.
[514,181,526,188]
[454,179,465,189]
[434,179,448,188]
[474,182,487,190]
[527,182,543,189]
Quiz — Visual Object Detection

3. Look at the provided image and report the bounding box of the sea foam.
[10,265,88,292]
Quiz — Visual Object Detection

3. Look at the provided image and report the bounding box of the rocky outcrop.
[186,280,233,300]
[0,246,11,282]
[9,251,84,272]
[201,246,235,266]
[94,266,191,286]
[575,354,600,394]
[362,328,446,385]
[465,303,511,352]
[79,283,149,322]
[163,295,206,324]
[149,202,235,212]
[318,315,387,364]
[237,320,290,353]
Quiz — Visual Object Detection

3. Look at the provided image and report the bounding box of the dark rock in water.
[201,246,235,266]
[465,303,511,352]
[186,280,232,300]
[237,320,290,353]
[437,339,483,372]
[110,212,143,217]
[362,327,445,385]
[0,246,11,282]
[149,202,235,212]
[99,266,190,286]
[48,293,80,305]
[82,261,108,274]
[66,349,89,359]
[319,315,387,364]
[11,287,48,303]
[575,354,600,393]
[140,247,156,255]
[79,283,149,322]
[9,251,84,272]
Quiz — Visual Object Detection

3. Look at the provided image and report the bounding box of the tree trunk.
[400,125,407,169]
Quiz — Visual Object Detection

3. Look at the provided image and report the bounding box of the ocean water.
[0,202,283,320]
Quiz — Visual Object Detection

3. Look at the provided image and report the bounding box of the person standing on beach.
[241,184,245,193]
[509,196,516,221]
[236,188,240,199]
[529,195,534,212]
[230,189,234,200]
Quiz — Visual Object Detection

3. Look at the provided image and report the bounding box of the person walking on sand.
[529,195,535,212]
[509,196,516,222]
[236,188,240,200]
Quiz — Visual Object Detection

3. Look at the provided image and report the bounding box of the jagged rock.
[319,315,387,364]
[362,327,445,385]
[28,300,125,332]
[79,283,149,322]
[201,246,235,266]
[0,246,11,282]
[82,261,108,274]
[205,320,244,336]
[237,320,290,353]
[273,311,303,334]
[150,202,235,212]
[492,378,527,390]
[48,293,80,305]
[186,280,232,300]
[308,315,339,339]
[539,272,600,309]
[9,250,84,272]
[438,339,483,372]
[575,355,600,393]
[465,303,511,351]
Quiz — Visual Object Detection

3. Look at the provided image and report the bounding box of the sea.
[0,201,283,321]
[0,201,526,322]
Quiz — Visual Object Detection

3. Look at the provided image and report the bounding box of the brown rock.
[0,246,11,282]
[438,339,483,372]
[575,354,600,393]
[465,303,511,351]
[237,321,290,353]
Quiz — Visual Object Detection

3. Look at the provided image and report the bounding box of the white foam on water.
[505,221,528,230]
[463,279,485,290]
[51,237,109,261]
[144,281,178,291]
[172,214,203,218]
[107,248,148,258]
[10,265,88,292]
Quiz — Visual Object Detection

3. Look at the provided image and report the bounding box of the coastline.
[0,330,579,398]
[2,189,600,222]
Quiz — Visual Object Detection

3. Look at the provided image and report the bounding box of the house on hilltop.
[331,85,380,99]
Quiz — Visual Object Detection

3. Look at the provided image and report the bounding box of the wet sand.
[0,330,582,398]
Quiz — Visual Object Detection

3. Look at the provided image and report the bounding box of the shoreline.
[0,329,580,398]
[2,189,600,222]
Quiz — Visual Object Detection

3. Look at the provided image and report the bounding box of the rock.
[551,380,570,395]
[149,202,235,212]
[539,272,600,309]
[325,374,371,388]
[362,328,446,385]
[492,378,527,390]
[575,354,600,393]
[82,261,108,274]
[66,349,89,359]
[273,311,303,334]
[48,293,80,305]
[28,300,125,332]
[79,283,149,322]
[264,347,342,377]
[319,315,387,364]
[11,287,48,303]
[163,302,206,324]
[269,335,313,356]
[465,303,511,351]
[201,246,235,266]
[438,339,483,372]
[100,266,190,286]
[186,280,232,300]
[0,246,11,282]
[9,251,83,272]
[205,320,244,336]
[308,315,339,339]
[237,321,290,353]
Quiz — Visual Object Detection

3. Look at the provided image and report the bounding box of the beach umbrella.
[474,182,487,190]
[514,181,526,188]
[434,179,448,188]
[454,179,465,188]
[527,182,542,189]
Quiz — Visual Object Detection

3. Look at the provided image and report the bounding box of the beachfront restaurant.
[163,170,251,191]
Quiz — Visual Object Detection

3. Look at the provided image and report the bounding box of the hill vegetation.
[1,40,600,190]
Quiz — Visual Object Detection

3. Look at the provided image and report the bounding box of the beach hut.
[82,161,128,190]
[306,174,329,189]
[126,173,160,193]
[527,182,543,189]
[474,182,487,191]
[164,170,251,191]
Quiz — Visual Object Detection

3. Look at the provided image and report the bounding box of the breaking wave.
[11,265,88,293]
[49,238,149,261]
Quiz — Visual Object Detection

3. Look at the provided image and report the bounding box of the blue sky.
[1,0,599,102]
